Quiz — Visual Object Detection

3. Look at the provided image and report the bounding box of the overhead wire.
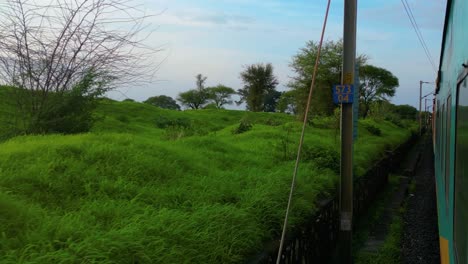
[403,0,436,67]
[400,0,437,72]
[275,0,331,263]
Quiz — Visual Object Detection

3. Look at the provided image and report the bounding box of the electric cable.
[275,0,331,263]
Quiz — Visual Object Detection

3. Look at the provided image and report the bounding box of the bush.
[264,117,282,126]
[11,70,107,134]
[232,118,252,134]
[116,115,130,123]
[302,145,340,173]
[362,122,382,136]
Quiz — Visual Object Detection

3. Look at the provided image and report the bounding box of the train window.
[445,95,451,216]
[454,77,468,263]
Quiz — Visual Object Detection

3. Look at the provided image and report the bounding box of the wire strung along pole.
[275,0,331,263]
[339,0,357,263]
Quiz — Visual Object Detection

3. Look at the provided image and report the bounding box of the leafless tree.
[0,0,159,133]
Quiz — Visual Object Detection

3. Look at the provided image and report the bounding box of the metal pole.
[419,80,422,135]
[339,0,356,263]
[424,98,428,128]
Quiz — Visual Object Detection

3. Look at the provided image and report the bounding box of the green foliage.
[154,116,191,129]
[205,85,236,108]
[366,102,418,128]
[354,175,403,264]
[7,70,109,135]
[359,65,399,118]
[238,63,279,112]
[0,96,415,263]
[117,115,130,123]
[273,124,295,160]
[263,90,282,112]
[33,70,108,134]
[277,90,297,114]
[177,74,209,109]
[232,117,253,134]
[122,98,135,102]
[203,102,219,109]
[392,104,418,120]
[144,95,181,110]
[302,145,340,173]
[361,120,382,136]
[288,39,367,119]
[177,89,208,110]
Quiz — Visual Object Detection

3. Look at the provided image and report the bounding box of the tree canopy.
[238,63,279,112]
[206,85,236,109]
[392,104,418,120]
[277,90,298,114]
[359,65,399,118]
[177,90,207,110]
[144,95,180,110]
[288,39,367,118]
[177,74,209,110]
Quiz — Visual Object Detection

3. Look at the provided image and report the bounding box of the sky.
[109,0,447,109]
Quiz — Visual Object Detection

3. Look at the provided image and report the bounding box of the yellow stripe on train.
[440,236,449,264]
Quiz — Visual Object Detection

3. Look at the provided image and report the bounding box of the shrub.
[10,70,108,134]
[302,145,340,173]
[116,115,130,123]
[232,118,252,134]
[264,117,282,126]
[362,122,382,136]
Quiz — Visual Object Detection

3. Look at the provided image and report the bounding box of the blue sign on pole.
[332,84,354,104]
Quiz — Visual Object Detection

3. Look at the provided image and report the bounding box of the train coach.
[434,0,468,263]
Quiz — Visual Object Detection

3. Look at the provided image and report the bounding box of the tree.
[238,63,279,112]
[177,90,207,110]
[288,40,367,118]
[206,85,235,109]
[0,0,156,134]
[392,104,418,120]
[177,74,209,109]
[277,90,298,114]
[144,95,180,110]
[195,74,207,91]
[263,90,282,112]
[359,65,399,118]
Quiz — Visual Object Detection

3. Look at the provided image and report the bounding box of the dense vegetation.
[0,95,416,263]
[0,1,417,262]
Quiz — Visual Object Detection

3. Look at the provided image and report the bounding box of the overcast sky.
[109,0,446,109]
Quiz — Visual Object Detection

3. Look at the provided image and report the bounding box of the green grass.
[354,175,405,264]
[354,216,403,264]
[0,96,415,263]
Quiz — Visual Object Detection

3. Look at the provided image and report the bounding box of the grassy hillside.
[0,98,415,263]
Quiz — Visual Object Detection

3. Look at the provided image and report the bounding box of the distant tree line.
[147,39,409,123]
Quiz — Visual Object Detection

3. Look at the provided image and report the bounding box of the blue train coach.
[434,0,468,263]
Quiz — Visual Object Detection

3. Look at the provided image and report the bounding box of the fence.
[247,134,417,264]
